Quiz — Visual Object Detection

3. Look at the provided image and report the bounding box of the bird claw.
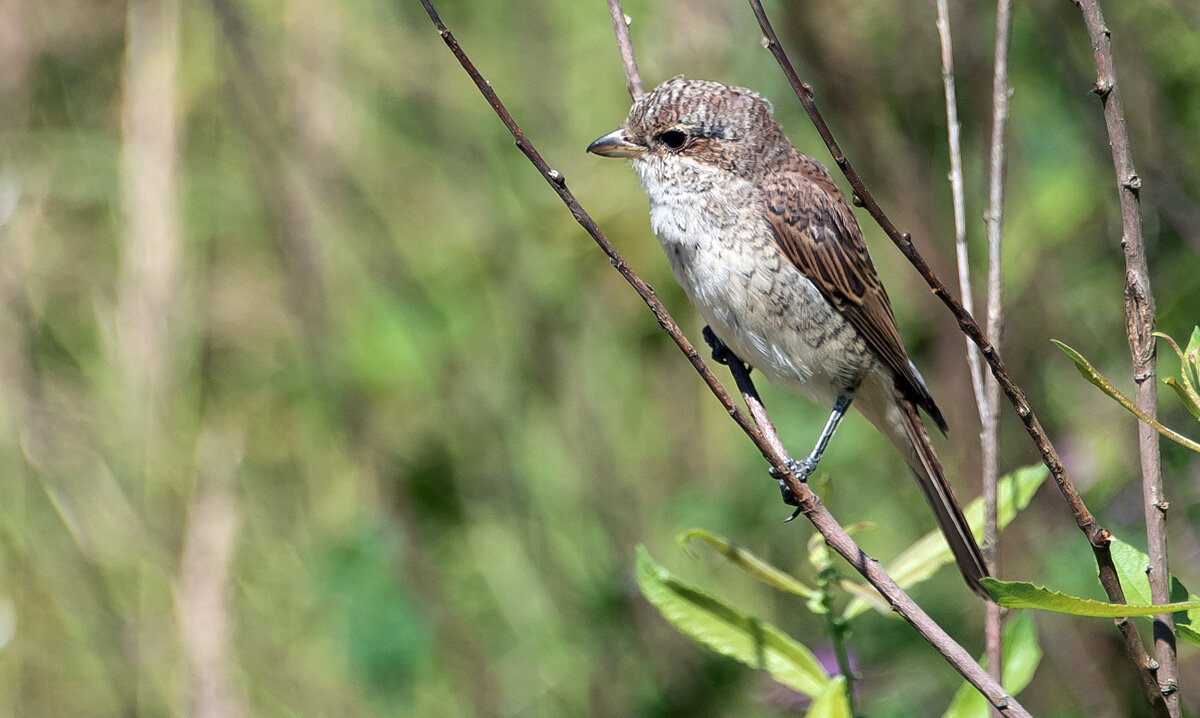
[701,325,734,365]
[771,457,815,518]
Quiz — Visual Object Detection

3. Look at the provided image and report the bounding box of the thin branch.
[934,0,1004,692]
[605,0,643,101]
[723,353,1028,717]
[419,2,1030,713]
[746,0,1174,704]
[936,0,984,411]
[984,0,1015,699]
[1072,0,1177,713]
[419,0,760,455]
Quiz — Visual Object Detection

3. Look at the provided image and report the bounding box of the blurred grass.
[0,0,1197,716]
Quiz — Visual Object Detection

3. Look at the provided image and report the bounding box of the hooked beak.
[587,128,646,158]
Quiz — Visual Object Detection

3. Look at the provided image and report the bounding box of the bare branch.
[605,0,643,101]
[984,0,1015,698]
[419,2,1030,712]
[935,0,984,411]
[1072,0,1177,713]
[746,0,1152,648]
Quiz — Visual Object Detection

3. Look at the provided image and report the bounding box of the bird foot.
[701,325,740,368]
[770,457,816,521]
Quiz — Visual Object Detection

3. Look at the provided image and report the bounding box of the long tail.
[893,391,991,599]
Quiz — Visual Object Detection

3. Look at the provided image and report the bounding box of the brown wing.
[762,160,947,432]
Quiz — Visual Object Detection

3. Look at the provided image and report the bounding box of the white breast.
[632,155,868,409]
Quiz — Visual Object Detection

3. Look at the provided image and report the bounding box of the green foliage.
[639,465,1047,714]
[320,524,432,700]
[942,610,1042,718]
[1053,339,1200,452]
[983,575,1200,623]
[634,546,834,700]
[681,529,821,600]
[809,677,853,718]
[2,0,1198,715]
[1157,328,1200,421]
[842,465,1048,620]
[1109,539,1200,649]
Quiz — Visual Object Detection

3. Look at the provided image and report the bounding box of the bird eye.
[658,129,688,150]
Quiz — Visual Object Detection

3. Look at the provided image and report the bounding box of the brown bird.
[588,77,989,597]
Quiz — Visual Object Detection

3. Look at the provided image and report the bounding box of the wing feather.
[762,162,947,431]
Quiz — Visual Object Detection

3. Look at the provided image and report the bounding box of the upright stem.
[935,0,1005,694]
[1072,0,1176,713]
[935,0,984,409]
[746,0,1165,701]
[820,568,857,716]
[605,0,643,100]
[984,0,1014,702]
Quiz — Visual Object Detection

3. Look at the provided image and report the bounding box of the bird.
[587,77,989,598]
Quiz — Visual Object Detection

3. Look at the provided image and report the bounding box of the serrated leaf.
[635,546,830,697]
[982,578,1200,616]
[1053,339,1200,452]
[942,611,1041,718]
[1109,537,1200,650]
[842,465,1047,619]
[680,529,818,599]
[807,676,852,718]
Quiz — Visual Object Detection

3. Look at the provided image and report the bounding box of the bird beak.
[587,128,646,158]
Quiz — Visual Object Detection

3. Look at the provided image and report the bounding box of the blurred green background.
[1,0,1198,715]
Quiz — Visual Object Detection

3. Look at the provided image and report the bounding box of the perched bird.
[588,77,988,597]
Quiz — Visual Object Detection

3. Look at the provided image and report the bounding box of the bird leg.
[776,391,855,520]
[701,324,854,520]
[701,325,747,371]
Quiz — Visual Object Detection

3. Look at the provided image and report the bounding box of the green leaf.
[837,578,891,615]
[1000,610,1043,696]
[1173,571,1200,649]
[1053,339,1200,452]
[1109,537,1200,649]
[942,611,1042,718]
[1155,329,1200,420]
[1177,624,1200,648]
[807,676,852,718]
[634,546,830,697]
[1110,537,1154,606]
[1164,378,1200,421]
[982,579,1200,616]
[680,529,819,599]
[842,465,1047,619]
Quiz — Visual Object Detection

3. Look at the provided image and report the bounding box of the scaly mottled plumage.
[589,78,987,597]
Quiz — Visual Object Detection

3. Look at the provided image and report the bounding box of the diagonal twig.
[420,1,1031,713]
[743,1,1166,697]
[605,0,643,101]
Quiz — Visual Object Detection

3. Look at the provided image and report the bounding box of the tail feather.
[894,391,991,599]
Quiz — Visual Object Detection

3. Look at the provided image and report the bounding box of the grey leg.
[779,391,855,519]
